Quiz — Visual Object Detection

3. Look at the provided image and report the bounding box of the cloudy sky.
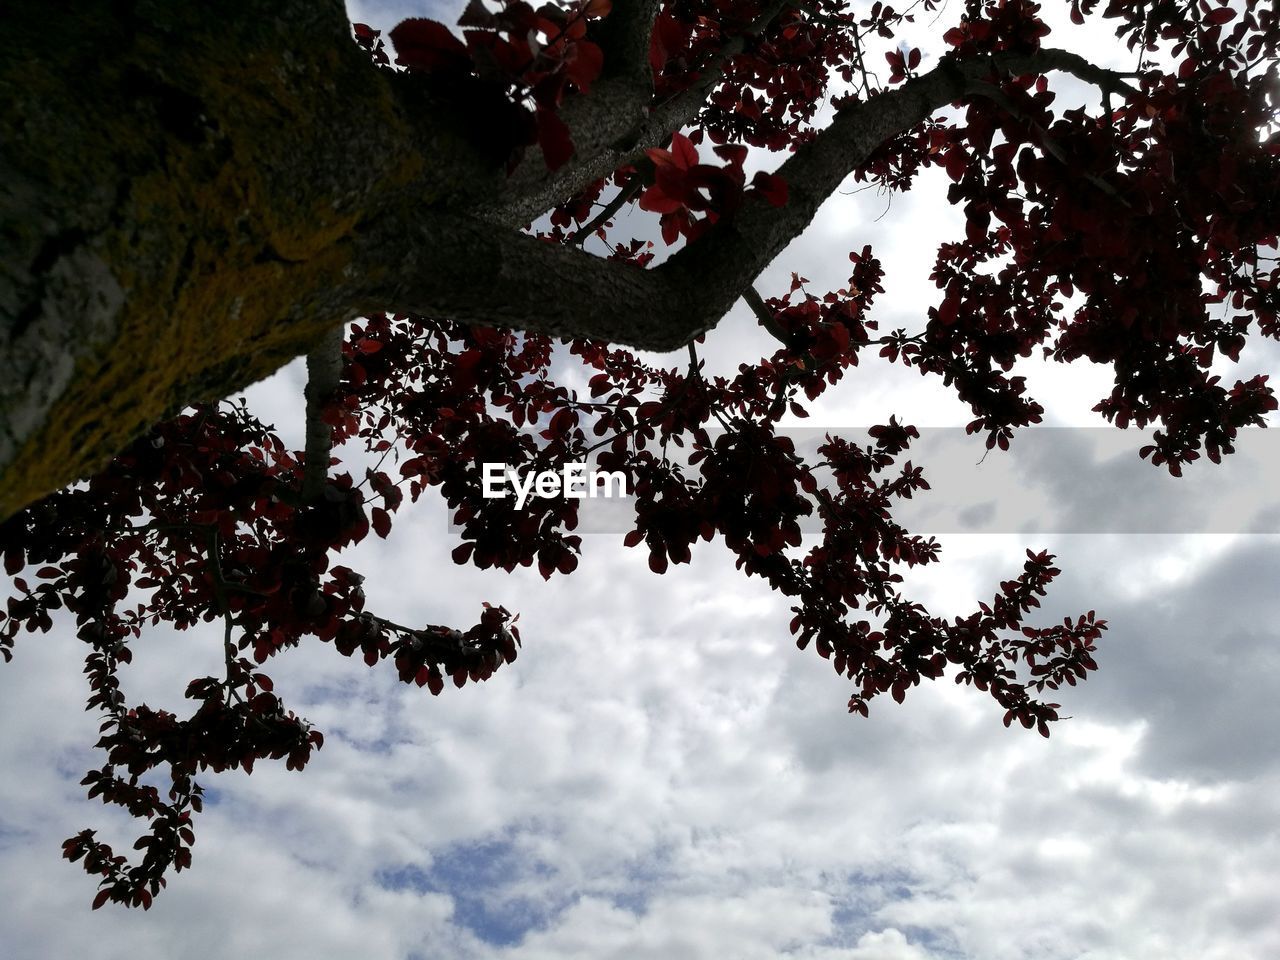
[3,3,1279,958]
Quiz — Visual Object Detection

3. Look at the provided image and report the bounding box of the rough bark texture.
[0,0,1135,521]
[0,1,485,518]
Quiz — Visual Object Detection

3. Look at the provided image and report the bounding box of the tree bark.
[0,1,487,518]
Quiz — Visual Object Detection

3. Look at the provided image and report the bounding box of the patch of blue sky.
[293,675,368,705]
[292,674,409,754]
[824,868,949,952]
[599,841,677,917]
[376,835,570,948]
[899,925,963,959]
[331,727,414,755]
[52,744,101,785]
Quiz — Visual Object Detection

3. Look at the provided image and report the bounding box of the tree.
[0,0,1275,911]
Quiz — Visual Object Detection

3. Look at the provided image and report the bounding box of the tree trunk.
[0,1,466,518]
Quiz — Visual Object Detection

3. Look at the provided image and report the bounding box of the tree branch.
[744,285,791,344]
[995,48,1141,97]
[568,173,645,245]
[359,47,1147,353]
[359,611,466,651]
[302,325,344,503]
[593,0,662,83]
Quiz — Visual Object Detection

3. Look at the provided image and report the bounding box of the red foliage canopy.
[1,0,1277,909]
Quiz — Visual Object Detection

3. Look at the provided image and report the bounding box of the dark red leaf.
[536,107,574,170]
[670,132,698,170]
[751,171,788,206]
[638,184,684,214]
[389,18,470,73]
[565,40,604,92]
[371,507,392,539]
[458,0,498,27]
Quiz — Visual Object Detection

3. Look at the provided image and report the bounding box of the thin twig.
[569,175,644,245]
[743,285,791,345]
[204,528,243,706]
